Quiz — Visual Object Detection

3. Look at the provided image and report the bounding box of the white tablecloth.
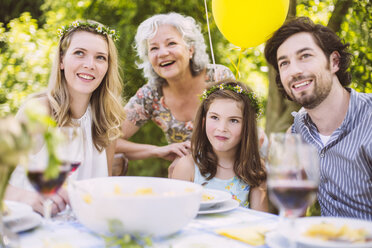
[18,207,279,248]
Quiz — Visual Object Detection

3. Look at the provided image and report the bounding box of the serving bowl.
[68,176,202,237]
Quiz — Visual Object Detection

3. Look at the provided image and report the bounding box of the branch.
[288,0,297,18]
[327,0,353,32]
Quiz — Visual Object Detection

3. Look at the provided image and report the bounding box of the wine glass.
[267,133,320,247]
[26,143,71,221]
[55,126,84,220]
[56,126,84,177]
[26,127,84,221]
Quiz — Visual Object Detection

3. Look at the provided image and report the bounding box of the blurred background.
[0,0,370,177]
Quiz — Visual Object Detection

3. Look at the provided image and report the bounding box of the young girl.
[6,20,125,215]
[172,80,268,211]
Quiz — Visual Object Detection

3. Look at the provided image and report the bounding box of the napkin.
[216,226,268,246]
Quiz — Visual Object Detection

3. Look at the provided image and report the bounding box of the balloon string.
[236,48,245,79]
[204,0,216,70]
[227,48,245,79]
[227,56,239,78]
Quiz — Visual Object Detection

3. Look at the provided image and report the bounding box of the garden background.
[0,0,370,177]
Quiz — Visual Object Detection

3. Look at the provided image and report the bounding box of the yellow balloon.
[212,0,289,48]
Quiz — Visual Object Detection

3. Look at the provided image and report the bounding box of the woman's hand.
[5,184,69,216]
[154,141,191,161]
[35,188,69,216]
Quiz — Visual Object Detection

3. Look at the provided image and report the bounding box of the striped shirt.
[291,88,372,220]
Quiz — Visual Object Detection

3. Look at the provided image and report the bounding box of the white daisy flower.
[96,26,103,33]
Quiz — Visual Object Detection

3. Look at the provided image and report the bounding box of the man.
[264,17,372,220]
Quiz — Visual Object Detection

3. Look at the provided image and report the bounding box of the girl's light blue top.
[193,164,250,207]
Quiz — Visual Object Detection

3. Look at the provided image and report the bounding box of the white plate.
[200,189,231,210]
[5,211,42,233]
[292,217,372,248]
[266,231,290,248]
[3,200,33,223]
[198,199,239,215]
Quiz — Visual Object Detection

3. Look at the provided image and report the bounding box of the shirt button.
[320,152,325,158]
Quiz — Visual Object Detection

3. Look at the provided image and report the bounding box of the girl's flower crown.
[57,21,119,41]
[200,83,262,117]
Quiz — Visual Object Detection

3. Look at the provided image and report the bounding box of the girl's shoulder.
[171,154,195,181]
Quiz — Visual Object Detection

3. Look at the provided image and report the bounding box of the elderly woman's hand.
[154,141,191,161]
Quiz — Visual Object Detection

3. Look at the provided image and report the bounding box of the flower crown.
[57,21,119,41]
[200,83,262,117]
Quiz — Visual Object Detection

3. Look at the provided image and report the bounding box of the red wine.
[269,180,318,213]
[70,161,81,172]
[27,167,69,195]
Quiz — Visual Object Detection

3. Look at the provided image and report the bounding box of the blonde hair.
[47,20,125,151]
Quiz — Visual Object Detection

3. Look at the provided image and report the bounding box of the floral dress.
[124,64,235,144]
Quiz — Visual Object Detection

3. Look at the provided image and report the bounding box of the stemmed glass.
[55,126,85,220]
[56,126,84,178]
[26,126,84,221]
[267,133,320,247]
[26,142,71,221]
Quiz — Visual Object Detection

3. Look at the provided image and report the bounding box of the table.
[18,207,279,248]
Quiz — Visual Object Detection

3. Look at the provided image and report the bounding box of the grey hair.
[134,12,210,85]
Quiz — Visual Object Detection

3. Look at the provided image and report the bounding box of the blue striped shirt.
[291,88,372,220]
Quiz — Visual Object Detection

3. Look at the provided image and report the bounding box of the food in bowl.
[199,189,231,210]
[202,193,215,201]
[68,177,202,237]
[304,222,368,243]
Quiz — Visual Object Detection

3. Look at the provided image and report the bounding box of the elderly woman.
[116,13,269,176]
[115,12,235,176]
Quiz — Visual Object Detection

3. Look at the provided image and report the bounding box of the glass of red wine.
[267,133,319,247]
[26,142,71,221]
[54,126,84,220]
[26,126,84,220]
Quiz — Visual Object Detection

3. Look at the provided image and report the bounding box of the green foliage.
[0,0,370,177]
[102,219,152,248]
[342,0,372,93]
[126,122,169,177]
[306,200,321,216]
[0,12,55,116]
[0,0,44,25]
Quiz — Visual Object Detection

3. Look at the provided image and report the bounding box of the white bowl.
[68,176,202,237]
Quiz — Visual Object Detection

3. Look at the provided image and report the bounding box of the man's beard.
[288,67,333,109]
[292,80,331,109]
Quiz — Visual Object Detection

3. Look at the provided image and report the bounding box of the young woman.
[6,20,125,215]
[172,81,268,211]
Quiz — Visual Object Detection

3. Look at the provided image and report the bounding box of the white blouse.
[9,105,108,191]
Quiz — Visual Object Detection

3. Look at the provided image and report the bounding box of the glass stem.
[43,199,53,221]
[286,215,297,248]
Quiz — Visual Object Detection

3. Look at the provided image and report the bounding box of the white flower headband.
[200,82,262,117]
[57,21,119,42]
